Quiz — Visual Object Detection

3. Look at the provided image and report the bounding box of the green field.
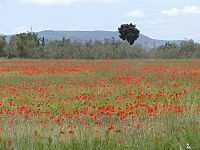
[0,59,199,150]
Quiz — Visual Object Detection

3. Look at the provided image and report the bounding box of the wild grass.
[0,59,199,150]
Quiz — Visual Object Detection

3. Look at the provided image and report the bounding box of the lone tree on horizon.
[118,23,140,45]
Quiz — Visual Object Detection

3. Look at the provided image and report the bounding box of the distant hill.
[6,30,183,48]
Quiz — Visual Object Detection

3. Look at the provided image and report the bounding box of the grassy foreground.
[0,59,199,150]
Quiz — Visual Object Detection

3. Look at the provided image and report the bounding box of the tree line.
[0,32,199,59]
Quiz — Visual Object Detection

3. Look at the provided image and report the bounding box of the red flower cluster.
[0,59,199,144]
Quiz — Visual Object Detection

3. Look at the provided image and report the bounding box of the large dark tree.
[118,23,140,45]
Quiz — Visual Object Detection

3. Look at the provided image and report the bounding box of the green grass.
[0,59,199,149]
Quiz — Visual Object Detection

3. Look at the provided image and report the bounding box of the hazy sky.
[0,0,200,41]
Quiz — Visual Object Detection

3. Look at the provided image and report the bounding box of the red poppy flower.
[69,131,74,133]
[60,131,65,134]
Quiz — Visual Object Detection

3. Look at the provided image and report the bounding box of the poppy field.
[0,59,200,150]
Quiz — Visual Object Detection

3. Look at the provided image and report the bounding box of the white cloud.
[126,9,145,18]
[20,0,121,5]
[162,5,200,16]
[161,8,179,16]
[183,5,200,14]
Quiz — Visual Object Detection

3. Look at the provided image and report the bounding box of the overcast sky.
[0,0,200,41]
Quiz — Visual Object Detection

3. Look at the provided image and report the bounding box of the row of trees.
[0,33,146,59]
[0,32,200,59]
[149,41,200,59]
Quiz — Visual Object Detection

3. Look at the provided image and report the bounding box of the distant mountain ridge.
[6,30,183,48]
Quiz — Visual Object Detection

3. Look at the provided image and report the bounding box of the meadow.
[0,59,199,150]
